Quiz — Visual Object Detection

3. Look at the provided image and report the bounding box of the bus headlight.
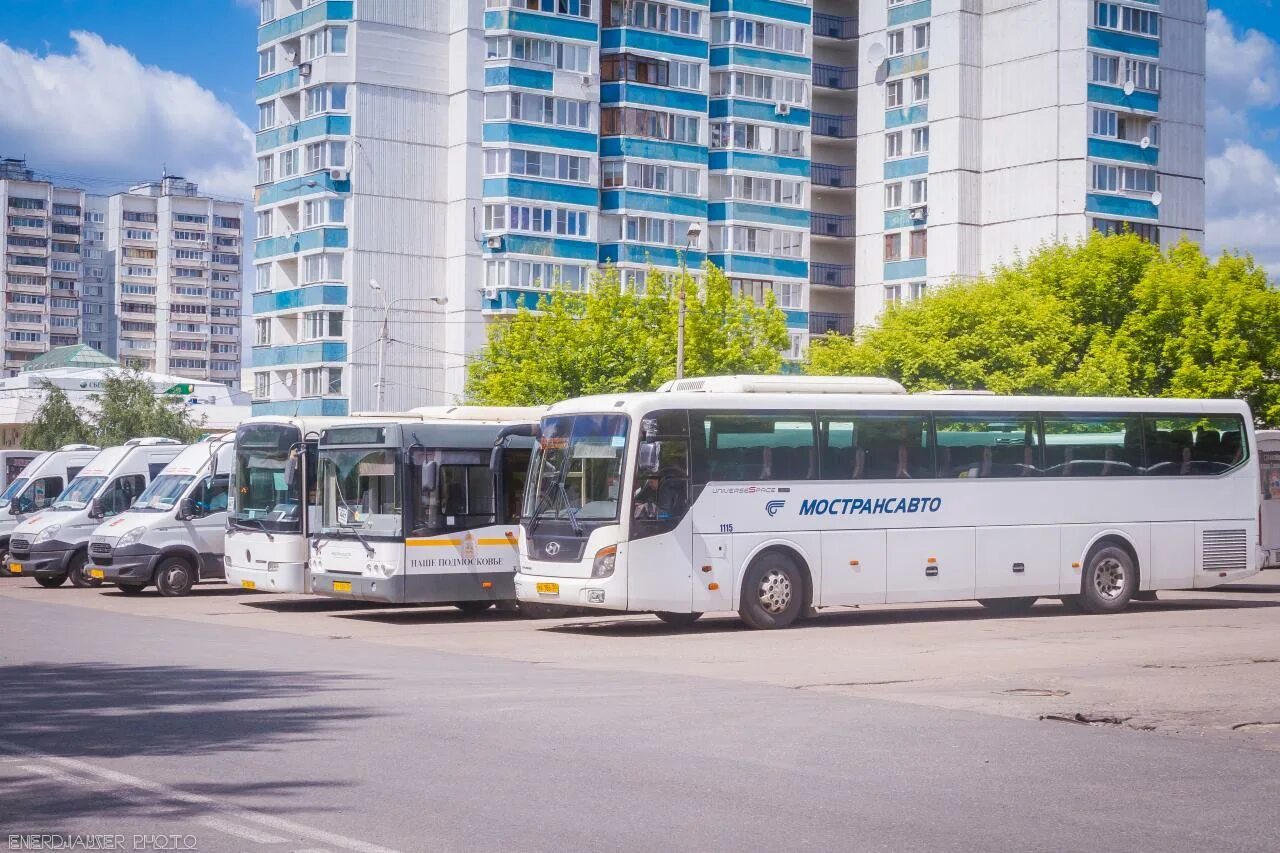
[116,526,147,549]
[34,523,61,544]
[591,545,617,579]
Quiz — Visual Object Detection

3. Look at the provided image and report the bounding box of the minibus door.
[1261,438,1280,567]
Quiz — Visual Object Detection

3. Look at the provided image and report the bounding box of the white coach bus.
[514,376,1263,629]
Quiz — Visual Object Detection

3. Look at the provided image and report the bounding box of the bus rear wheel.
[738,553,805,629]
[978,597,1038,615]
[655,611,702,627]
[1076,545,1136,614]
[454,600,495,615]
[35,574,67,588]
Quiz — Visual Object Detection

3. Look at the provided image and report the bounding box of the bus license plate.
[240,580,256,590]
[536,582,559,596]
[89,569,104,579]
[9,563,21,574]
[333,581,352,593]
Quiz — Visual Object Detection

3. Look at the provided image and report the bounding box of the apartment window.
[1092,218,1159,242]
[730,278,801,310]
[303,252,344,283]
[212,325,238,336]
[211,288,238,301]
[329,26,347,54]
[601,107,696,142]
[909,281,928,300]
[912,23,931,51]
[301,367,342,397]
[712,17,805,54]
[910,178,928,205]
[912,74,930,103]
[8,198,44,211]
[1125,58,1160,92]
[303,84,348,117]
[279,148,298,178]
[303,199,345,228]
[124,229,155,241]
[303,311,343,340]
[671,61,701,91]
[909,229,927,259]
[255,210,273,238]
[724,175,802,205]
[911,126,930,154]
[884,284,902,306]
[174,213,207,225]
[624,162,702,195]
[886,80,904,108]
[258,101,276,131]
[51,260,79,273]
[173,230,204,242]
[174,268,206,280]
[887,29,905,56]
[1091,107,1118,137]
[121,284,155,296]
[254,319,271,347]
[885,131,903,158]
[257,156,273,185]
[258,48,275,78]
[885,182,903,209]
[1095,2,1158,36]
[259,0,274,23]
[1092,164,1158,193]
[883,233,902,261]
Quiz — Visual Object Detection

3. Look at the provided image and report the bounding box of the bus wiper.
[337,523,375,556]
[526,480,558,534]
[557,481,583,535]
[235,517,274,541]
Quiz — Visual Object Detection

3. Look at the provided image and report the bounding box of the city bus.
[227,408,543,596]
[307,410,540,610]
[513,375,1264,629]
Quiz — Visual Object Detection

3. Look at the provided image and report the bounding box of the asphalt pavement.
[2,582,1279,852]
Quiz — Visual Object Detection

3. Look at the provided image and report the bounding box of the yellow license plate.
[240,579,256,590]
[536,582,559,596]
[333,581,352,593]
[89,569,104,579]
[9,563,21,574]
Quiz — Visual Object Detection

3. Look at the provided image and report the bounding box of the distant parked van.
[8,438,186,588]
[0,444,100,562]
[0,450,39,493]
[88,437,233,596]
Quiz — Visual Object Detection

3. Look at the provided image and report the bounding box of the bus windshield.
[131,475,195,512]
[524,414,629,526]
[318,447,401,537]
[232,424,304,534]
[0,477,28,509]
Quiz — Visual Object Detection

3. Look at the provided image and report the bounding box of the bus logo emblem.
[462,533,477,560]
[765,500,786,517]
[544,541,561,557]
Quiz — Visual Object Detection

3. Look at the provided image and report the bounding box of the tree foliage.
[467,263,790,405]
[23,370,205,450]
[24,380,95,450]
[807,234,1280,423]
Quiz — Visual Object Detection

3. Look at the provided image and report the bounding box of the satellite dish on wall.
[1140,136,1151,149]
[1150,190,1163,207]
[866,42,886,67]
[1123,79,1136,96]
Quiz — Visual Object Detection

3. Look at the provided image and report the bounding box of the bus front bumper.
[310,571,404,603]
[224,560,309,594]
[90,545,159,584]
[514,570,625,610]
[8,543,76,579]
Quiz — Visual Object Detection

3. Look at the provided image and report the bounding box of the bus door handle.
[1012,562,1026,574]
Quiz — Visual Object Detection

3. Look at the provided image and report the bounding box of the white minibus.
[87,437,234,596]
[0,450,39,492]
[514,376,1263,629]
[1259,430,1280,568]
[0,444,99,561]
[9,438,186,588]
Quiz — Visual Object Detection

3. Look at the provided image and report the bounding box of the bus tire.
[1077,544,1136,614]
[116,583,146,595]
[978,597,1038,615]
[67,551,100,588]
[454,600,495,615]
[35,574,67,588]
[155,557,195,597]
[655,611,702,627]
[738,552,805,630]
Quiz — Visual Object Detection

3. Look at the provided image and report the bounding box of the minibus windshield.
[0,477,28,509]
[131,475,195,512]
[51,477,105,510]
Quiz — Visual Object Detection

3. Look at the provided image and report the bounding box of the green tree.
[23,380,95,450]
[467,263,788,405]
[91,370,205,447]
[807,234,1280,423]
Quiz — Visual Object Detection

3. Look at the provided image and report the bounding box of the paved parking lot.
[3,574,1279,851]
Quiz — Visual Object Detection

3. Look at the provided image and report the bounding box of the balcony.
[809,312,854,336]
[5,339,44,353]
[810,263,854,288]
[7,241,48,257]
[813,13,858,40]
[813,112,857,139]
[812,163,856,189]
[813,64,857,90]
[811,213,855,239]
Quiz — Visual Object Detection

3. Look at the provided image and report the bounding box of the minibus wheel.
[155,557,195,597]
[116,584,146,595]
[35,574,67,588]
[738,552,805,629]
[655,611,702,627]
[67,551,100,588]
[454,600,495,615]
[977,597,1038,615]
[1077,544,1136,614]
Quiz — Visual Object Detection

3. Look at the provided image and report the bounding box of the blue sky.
[1,0,1279,270]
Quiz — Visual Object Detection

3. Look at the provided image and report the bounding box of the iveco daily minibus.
[0,444,99,564]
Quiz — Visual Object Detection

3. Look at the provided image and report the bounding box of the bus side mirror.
[89,498,104,519]
[283,452,298,485]
[637,441,661,475]
[177,498,197,520]
[421,460,438,492]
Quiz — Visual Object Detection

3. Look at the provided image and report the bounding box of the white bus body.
[307,412,540,608]
[1259,430,1280,568]
[0,444,100,559]
[514,378,1262,628]
[9,439,186,588]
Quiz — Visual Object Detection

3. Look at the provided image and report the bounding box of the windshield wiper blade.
[336,523,375,556]
[557,481,583,535]
[234,517,275,541]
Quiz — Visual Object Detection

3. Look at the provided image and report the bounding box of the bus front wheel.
[738,553,805,629]
[1075,545,1136,614]
[35,574,67,588]
[155,558,195,597]
[655,611,702,627]
[116,583,146,595]
[66,551,100,589]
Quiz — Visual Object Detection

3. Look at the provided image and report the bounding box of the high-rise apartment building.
[855,0,1205,323]
[106,176,244,385]
[250,0,1205,412]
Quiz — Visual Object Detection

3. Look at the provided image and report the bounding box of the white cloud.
[0,31,252,200]
[1205,141,1280,274]
[1205,10,1280,148]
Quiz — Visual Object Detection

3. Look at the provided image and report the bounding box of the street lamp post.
[367,278,446,411]
[676,221,702,380]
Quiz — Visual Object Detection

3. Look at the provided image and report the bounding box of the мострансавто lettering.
[798,496,943,516]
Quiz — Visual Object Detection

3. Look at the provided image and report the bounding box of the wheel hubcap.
[1094,558,1125,600]
[757,568,793,614]
[165,568,187,590]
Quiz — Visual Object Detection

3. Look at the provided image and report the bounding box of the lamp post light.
[367,278,447,411]
[676,221,702,380]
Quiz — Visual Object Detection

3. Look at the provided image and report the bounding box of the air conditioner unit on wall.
[485,235,502,250]
[775,102,792,116]
[298,62,312,78]
[484,286,499,301]
[329,168,348,183]
[909,205,927,222]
